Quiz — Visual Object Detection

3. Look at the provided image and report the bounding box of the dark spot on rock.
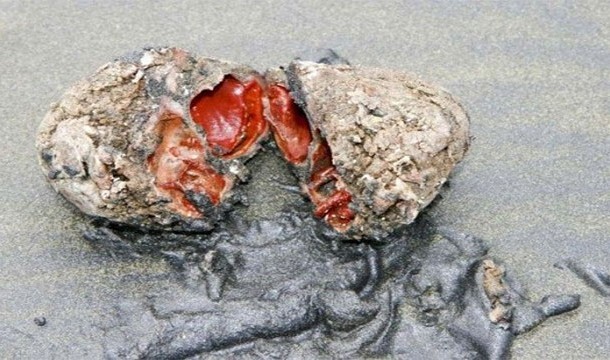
[146,78,167,98]
[62,165,80,178]
[47,168,61,180]
[40,150,54,165]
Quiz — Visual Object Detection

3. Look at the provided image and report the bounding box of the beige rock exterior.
[37,49,469,239]
[287,61,470,238]
[37,48,264,231]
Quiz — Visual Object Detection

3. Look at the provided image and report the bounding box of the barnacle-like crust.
[37,49,470,238]
[37,47,267,231]
[287,61,470,239]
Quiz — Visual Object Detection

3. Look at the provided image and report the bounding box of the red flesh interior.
[190,76,268,159]
[148,114,228,218]
[149,76,355,231]
[307,139,356,231]
[266,85,355,231]
[267,85,312,164]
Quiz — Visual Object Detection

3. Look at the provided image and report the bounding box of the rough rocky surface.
[36,47,266,232]
[37,48,469,239]
[287,61,470,239]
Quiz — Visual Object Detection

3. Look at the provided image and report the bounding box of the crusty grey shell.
[286,61,470,239]
[37,47,262,231]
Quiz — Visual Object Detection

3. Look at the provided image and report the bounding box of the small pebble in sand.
[34,316,47,327]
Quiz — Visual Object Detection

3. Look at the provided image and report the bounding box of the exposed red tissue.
[150,76,355,232]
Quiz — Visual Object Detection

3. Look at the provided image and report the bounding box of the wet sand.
[1,1,608,358]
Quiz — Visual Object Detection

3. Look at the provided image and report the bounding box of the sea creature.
[37,47,469,239]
